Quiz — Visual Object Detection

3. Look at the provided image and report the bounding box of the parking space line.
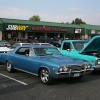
[0,73,28,85]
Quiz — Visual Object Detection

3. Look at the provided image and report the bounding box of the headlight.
[59,67,63,72]
[85,64,91,69]
[87,64,91,68]
[58,66,68,72]
[97,59,100,65]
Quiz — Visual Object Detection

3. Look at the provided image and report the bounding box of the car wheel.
[40,68,54,85]
[6,61,14,73]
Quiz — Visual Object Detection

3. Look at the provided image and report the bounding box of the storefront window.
[74,34,80,40]
[8,33,11,39]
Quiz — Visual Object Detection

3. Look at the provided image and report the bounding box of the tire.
[6,60,14,73]
[40,68,54,85]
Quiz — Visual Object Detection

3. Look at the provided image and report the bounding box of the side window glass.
[62,43,71,50]
[15,47,30,55]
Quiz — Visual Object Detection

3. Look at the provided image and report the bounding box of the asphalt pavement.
[0,65,100,100]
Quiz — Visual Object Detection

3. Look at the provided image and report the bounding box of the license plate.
[73,73,80,77]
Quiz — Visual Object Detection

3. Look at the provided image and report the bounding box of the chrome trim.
[14,67,38,76]
[69,69,72,77]
[56,68,94,75]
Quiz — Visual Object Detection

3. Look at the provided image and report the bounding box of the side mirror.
[25,54,29,56]
[67,49,70,51]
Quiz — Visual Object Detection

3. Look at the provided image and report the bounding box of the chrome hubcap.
[7,61,11,71]
[41,69,49,83]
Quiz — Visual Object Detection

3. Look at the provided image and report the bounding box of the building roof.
[1,18,100,33]
[80,24,100,30]
[0,19,2,24]
[0,18,83,28]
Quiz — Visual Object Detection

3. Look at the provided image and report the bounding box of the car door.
[61,42,74,57]
[15,47,39,74]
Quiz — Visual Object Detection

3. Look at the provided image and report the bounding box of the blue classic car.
[60,36,100,70]
[0,45,93,84]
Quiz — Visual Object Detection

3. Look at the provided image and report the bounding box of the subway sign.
[32,26,68,32]
[6,25,28,31]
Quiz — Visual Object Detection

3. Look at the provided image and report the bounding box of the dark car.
[0,40,11,47]
[39,37,53,44]
[27,39,38,43]
[9,37,28,45]
[53,37,62,47]
[39,37,62,47]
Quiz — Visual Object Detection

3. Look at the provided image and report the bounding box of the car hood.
[40,55,88,65]
[80,36,100,53]
[0,47,11,51]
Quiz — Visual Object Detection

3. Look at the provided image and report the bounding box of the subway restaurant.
[0,18,87,40]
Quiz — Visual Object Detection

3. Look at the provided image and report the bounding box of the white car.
[10,43,32,51]
[33,43,54,46]
[0,41,11,53]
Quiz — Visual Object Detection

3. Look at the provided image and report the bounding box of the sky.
[0,0,100,25]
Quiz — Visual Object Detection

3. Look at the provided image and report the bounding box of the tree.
[66,22,70,24]
[71,18,86,24]
[61,22,64,24]
[29,15,41,21]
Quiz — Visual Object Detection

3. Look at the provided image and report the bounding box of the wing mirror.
[67,49,70,51]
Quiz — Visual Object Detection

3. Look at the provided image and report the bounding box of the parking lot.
[0,65,100,100]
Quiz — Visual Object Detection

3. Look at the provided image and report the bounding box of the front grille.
[67,64,85,70]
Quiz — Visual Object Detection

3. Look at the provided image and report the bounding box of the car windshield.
[0,42,5,47]
[73,41,88,51]
[34,47,62,56]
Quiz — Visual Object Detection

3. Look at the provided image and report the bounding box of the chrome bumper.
[55,68,94,78]
[94,65,100,70]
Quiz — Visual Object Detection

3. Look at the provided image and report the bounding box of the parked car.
[9,37,28,45]
[39,37,62,47]
[33,43,54,46]
[0,41,11,53]
[0,45,93,84]
[27,38,38,43]
[10,43,32,51]
[53,37,62,47]
[39,37,53,44]
[0,40,11,47]
[59,36,100,70]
